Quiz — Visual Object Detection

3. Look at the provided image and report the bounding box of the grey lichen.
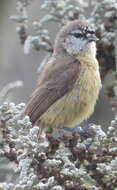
[0,102,117,190]
[10,0,117,84]
[40,0,85,24]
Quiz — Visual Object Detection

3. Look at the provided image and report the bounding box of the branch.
[0,102,117,190]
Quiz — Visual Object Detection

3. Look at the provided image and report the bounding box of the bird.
[24,20,102,136]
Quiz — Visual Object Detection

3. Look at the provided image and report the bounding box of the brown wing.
[25,58,81,125]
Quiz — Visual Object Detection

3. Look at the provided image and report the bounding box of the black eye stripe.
[71,29,95,38]
[84,26,95,34]
[86,30,95,34]
[72,33,84,38]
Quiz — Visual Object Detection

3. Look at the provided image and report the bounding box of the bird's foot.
[58,125,93,138]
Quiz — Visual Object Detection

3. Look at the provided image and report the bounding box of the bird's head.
[54,20,98,58]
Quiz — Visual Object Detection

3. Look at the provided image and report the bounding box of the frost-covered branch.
[10,0,117,81]
[0,81,24,104]
[0,102,117,190]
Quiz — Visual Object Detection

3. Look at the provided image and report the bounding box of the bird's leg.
[59,125,85,135]
[62,126,74,132]
[72,122,93,137]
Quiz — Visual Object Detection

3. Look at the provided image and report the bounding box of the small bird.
[25,20,102,135]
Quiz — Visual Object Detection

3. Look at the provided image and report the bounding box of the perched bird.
[25,20,102,135]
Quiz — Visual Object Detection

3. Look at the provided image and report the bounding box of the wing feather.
[25,58,81,125]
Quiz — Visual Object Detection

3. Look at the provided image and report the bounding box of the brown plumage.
[25,20,102,132]
[25,56,81,125]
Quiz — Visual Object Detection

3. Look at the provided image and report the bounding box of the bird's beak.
[88,34,99,42]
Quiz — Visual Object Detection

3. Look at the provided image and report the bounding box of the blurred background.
[0,0,115,129]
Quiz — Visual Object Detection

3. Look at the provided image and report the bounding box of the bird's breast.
[40,57,102,128]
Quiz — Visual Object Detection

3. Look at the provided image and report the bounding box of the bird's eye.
[72,33,84,38]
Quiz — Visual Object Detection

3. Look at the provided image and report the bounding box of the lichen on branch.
[0,102,117,190]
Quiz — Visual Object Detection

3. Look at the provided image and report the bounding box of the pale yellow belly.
[40,65,102,128]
